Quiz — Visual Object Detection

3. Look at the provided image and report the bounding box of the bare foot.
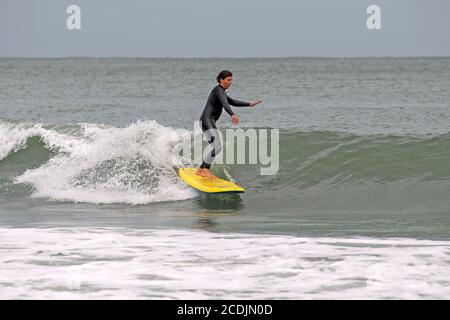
[196,168,217,179]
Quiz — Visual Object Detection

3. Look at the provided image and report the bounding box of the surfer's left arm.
[227,96,263,107]
[226,96,250,107]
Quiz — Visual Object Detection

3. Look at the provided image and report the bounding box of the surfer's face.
[220,76,233,89]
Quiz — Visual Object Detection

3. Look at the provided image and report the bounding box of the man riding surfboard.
[196,70,263,178]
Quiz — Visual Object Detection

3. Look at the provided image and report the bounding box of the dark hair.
[216,70,233,83]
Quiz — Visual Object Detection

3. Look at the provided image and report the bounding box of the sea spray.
[6,120,197,204]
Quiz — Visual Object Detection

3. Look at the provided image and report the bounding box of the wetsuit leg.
[199,118,222,169]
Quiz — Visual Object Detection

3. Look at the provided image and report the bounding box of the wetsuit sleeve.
[227,96,251,107]
[216,87,235,116]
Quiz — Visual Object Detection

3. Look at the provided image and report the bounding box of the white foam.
[0,227,448,299]
[0,121,82,161]
[2,120,197,204]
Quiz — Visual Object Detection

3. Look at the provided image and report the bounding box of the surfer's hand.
[231,115,240,125]
[250,99,263,107]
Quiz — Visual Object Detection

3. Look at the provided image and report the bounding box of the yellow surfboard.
[178,168,245,193]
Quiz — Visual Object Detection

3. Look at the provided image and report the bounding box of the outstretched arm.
[227,96,251,107]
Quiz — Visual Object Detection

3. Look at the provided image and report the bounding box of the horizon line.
[1,55,450,59]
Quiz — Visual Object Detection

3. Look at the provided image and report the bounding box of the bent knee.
[214,141,222,154]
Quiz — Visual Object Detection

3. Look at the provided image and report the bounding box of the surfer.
[197,70,262,178]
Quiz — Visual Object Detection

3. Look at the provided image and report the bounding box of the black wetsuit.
[199,84,251,169]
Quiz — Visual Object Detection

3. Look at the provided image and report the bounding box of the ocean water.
[1,57,449,299]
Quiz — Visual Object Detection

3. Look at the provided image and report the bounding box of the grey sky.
[1,0,449,57]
